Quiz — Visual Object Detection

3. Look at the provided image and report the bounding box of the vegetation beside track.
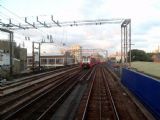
[131,61,160,79]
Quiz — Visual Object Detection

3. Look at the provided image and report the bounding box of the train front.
[80,56,91,69]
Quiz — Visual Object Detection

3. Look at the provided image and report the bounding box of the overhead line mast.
[0,15,131,69]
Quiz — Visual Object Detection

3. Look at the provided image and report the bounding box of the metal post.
[80,48,82,62]
[106,50,108,60]
[123,26,126,64]
[121,26,123,65]
[39,43,41,70]
[63,58,64,65]
[46,58,49,68]
[55,58,56,68]
[65,51,67,65]
[74,50,76,64]
[9,32,13,75]
[32,42,35,72]
[129,21,131,67]
[126,25,128,63]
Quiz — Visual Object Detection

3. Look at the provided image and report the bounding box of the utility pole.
[129,21,131,67]
[32,42,41,71]
[9,32,13,75]
[32,42,35,72]
[74,50,76,64]
[106,50,108,60]
[39,43,41,70]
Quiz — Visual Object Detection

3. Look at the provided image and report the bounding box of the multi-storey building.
[70,45,82,63]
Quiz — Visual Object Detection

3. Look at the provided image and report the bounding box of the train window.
[82,56,91,63]
[82,57,87,62]
[87,57,90,62]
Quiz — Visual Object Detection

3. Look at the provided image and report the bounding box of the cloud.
[0,31,9,39]
[1,0,160,55]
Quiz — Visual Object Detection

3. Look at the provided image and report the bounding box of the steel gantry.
[1,17,123,30]
[121,19,131,67]
[0,16,131,72]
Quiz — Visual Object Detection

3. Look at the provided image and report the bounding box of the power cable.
[0,4,22,20]
[0,5,50,39]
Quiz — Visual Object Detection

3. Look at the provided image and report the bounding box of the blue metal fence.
[121,68,160,119]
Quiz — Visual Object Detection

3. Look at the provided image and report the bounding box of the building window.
[27,58,32,64]
[48,59,55,64]
[56,58,63,64]
[41,59,47,64]
[29,58,32,62]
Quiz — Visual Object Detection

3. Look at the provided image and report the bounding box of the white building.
[109,51,122,62]
[0,50,10,66]
[70,45,82,63]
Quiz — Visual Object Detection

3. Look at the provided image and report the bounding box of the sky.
[0,0,160,55]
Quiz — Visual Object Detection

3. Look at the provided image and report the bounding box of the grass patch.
[131,61,160,80]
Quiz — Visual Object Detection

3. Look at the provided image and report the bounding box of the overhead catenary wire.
[0,6,130,54]
[0,12,125,30]
[0,4,23,21]
[0,5,50,40]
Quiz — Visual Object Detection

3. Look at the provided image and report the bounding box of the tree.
[146,53,153,62]
[128,49,149,61]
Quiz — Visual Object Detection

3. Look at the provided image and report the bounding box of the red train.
[80,56,98,69]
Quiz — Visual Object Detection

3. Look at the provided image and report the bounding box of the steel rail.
[102,67,120,120]
[2,70,80,120]
[0,66,79,88]
[0,71,76,112]
[81,68,97,120]
[0,68,80,110]
[37,69,94,120]
[98,68,102,120]
[86,66,96,81]
[37,81,78,120]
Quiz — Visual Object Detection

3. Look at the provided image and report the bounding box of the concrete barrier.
[121,68,160,119]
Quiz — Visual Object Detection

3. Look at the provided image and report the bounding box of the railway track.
[37,70,92,120]
[1,67,90,120]
[0,66,80,119]
[75,64,151,120]
[0,65,78,89]
[0,66,79,99]
[103,65,150,120]
[0,64,153,120]
[76,65,119,120]
[101,67,119,120]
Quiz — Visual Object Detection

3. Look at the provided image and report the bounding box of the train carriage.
[80,56,97,69]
